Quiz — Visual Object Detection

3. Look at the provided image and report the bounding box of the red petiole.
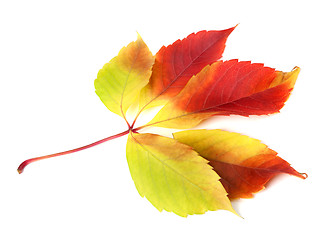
[17,125,145,174]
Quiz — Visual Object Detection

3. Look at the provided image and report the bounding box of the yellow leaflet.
[126,132,236,217]
[94,34,154,119]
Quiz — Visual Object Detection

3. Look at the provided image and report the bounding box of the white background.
[1,0,323,239]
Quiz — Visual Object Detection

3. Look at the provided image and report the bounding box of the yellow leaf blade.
[126,132,236,217]
[94,34,154,119]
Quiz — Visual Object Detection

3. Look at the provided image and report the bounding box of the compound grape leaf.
[126,132,236,217]
[148,60,300,129]
[173,129,306,199]
[17,27,307,218]
[138,26,236,111]
[94,34,154,121]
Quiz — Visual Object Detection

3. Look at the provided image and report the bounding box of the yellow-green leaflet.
[94,34,154,119]
[126,132,236,217]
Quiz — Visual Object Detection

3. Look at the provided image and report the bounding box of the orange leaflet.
[148,60,300,129]
[137,26,236,113]
[173,129,306,199]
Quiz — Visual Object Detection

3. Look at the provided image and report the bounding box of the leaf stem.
[17,129,130,174]
[130,111,141,129]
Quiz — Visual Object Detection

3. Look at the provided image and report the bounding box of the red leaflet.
[149,60,299,129]
[184,60,292,114]
[139,26,236,110]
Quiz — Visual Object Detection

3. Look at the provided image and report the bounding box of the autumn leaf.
[147,60,299,129]
[126,132,236,216]
[173,129,306,199]
[17,27,307,218]
[136,26,236,116]
[94,34,154,124]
